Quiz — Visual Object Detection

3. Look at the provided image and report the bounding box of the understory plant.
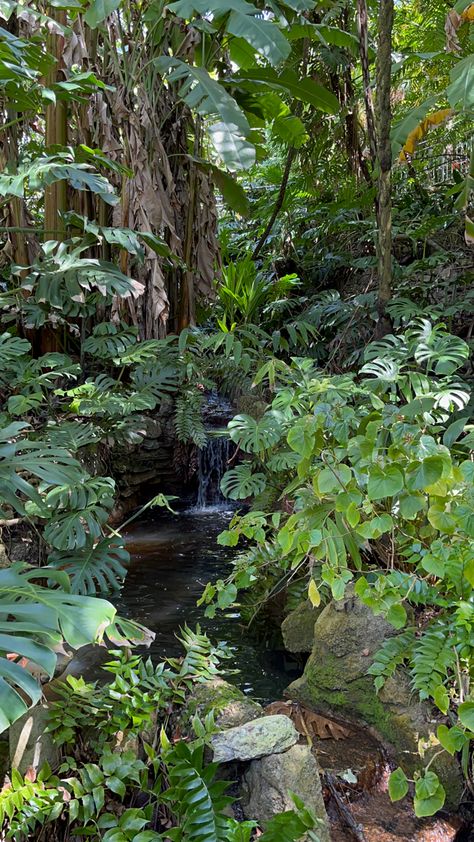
[198,318,474,816]
[1,627,324,842]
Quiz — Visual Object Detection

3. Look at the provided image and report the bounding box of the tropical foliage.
[0,0,472,831]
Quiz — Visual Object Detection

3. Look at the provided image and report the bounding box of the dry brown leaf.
[265,700,352,742]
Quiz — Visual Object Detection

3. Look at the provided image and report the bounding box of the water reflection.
[116,507,298,702]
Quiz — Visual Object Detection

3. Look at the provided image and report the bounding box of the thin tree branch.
[252,145,297,261]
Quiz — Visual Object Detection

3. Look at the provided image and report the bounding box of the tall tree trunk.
[357,0,377,167]
[43,7,68,353]
[44,8,68,242]
[375,0,394,336]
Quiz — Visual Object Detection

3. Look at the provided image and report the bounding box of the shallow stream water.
[117,505,298,702]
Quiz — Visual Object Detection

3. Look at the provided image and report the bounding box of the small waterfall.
[196,435,231,510]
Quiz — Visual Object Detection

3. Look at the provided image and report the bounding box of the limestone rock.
[242,744,331,842]
[211,714,298,763]
[286,593,463,809]
[180,678,263,735]
[281,600,321,653]
[10,705,59,775]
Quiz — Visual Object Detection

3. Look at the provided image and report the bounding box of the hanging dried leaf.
[399,108,453,162]
[445,3,474,52]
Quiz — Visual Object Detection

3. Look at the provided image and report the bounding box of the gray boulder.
[286,592,464,809]
[242,743,331,842]
[211,714,298,763]
[281,600,321,653]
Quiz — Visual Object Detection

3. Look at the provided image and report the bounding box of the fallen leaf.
[265,700,352,741]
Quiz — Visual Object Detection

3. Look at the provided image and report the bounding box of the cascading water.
[196,434,231,510]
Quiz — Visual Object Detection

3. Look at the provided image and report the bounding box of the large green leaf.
[0,564,117,731]
[234,67,339,114]
[0,155,118,205]
[287,21,359,54]
[18,241,145,321]
[225,10,289,67]
[83,323,139,359]
[44,504,110,550]
[0,332,30,365]
[48,538,129,595]
[228,413,283,452]
[0,426,85,514]
[220,464,266,499]
[367,465,404,500]
[167,0,290,66]
[446,54,474,110]
[197,161,250,215]
[84,0,121,28]
[155,57,255,170]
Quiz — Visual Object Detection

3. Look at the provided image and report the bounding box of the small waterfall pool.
[117,505,298,702]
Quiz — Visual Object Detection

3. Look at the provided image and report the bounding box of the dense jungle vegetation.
[0,0,473,838]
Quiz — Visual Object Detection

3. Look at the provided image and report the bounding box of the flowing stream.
[118,504,297,701]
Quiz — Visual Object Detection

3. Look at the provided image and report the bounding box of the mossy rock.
[180,678,263,735]
[281,600,322,654]
[286,594,463,809]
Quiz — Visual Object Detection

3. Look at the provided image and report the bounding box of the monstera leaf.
[0,423,85,514]
[221,464,267,499]
[0,564,118,731]
[227,412,283,453]
[48,537,130,595]
[0,332,30,366]
[19,241,144,311]
[83,322,139,359]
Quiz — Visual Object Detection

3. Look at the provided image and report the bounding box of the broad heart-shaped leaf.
[287,416,318,459]
[317,464,352,494]
[414,775,445,818]
[446,54,474,110]
[437,724,466,755]
[405,456,444,491]
[154,58,254,170]
[220,464,266,499]
[458,699,474,731]
[0,563,117,731]
[84,0,121,28]
[388,767,408,802]
[367,465,404,501]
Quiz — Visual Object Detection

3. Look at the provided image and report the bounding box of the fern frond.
[411,624,456,699]
[175,389,206,447]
